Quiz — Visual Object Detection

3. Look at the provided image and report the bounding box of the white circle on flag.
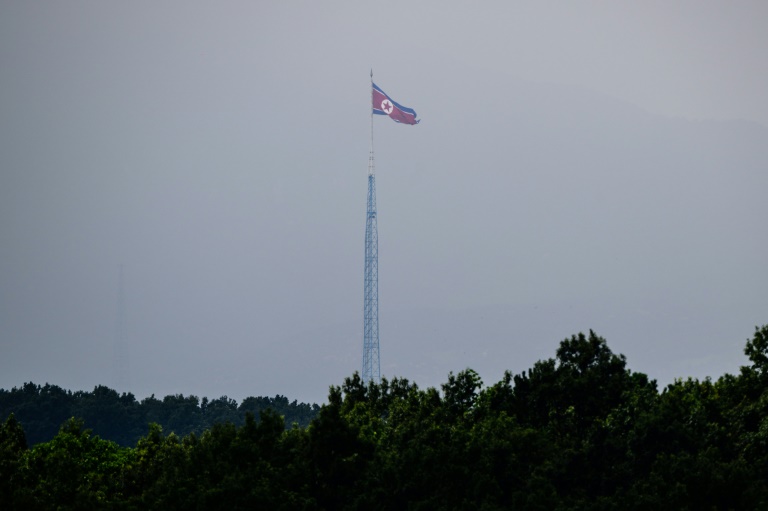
[381,99,393,115]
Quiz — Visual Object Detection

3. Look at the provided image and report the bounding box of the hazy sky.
[1,1,766,405]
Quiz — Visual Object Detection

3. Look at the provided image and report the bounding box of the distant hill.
[0,383,320,446]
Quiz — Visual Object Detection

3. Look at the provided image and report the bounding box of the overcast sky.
[1,1,766,405]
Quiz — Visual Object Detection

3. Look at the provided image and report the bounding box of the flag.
[372,82,420,125]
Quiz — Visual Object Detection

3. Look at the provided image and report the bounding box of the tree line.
[1,325,767,510]
[0,384,320,446]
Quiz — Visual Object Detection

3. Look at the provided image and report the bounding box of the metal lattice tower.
[362,75,381,384]
[113,264,130,392]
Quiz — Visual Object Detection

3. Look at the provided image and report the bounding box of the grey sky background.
[1,1,766,405]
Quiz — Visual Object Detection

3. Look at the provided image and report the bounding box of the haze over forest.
[1,2,766,405]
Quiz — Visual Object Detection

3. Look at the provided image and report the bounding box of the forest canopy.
[0,384,320,447]
[1,325,767,510]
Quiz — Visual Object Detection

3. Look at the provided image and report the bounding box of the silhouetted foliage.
[1,325,767,510]
[0,384,320,447]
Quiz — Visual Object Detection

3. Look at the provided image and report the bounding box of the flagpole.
[369,68,374,176]
[363,68,380,384]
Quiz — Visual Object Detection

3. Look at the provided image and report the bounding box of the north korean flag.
[372,82,420,125]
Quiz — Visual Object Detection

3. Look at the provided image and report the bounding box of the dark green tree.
[13,417,132,510]
[308,385,374,510]
[0,414,28,507]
